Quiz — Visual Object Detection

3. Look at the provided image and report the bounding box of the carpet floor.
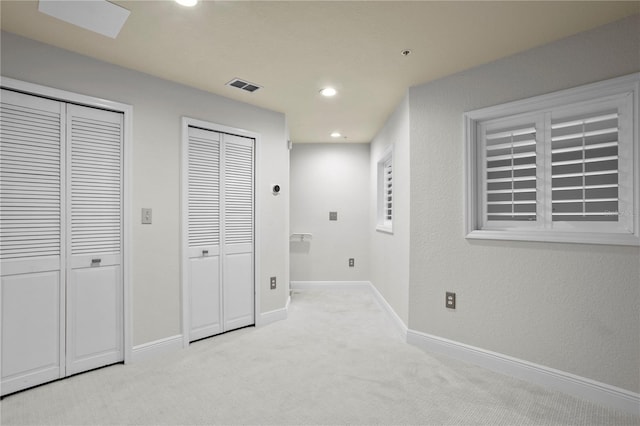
[1,288,638,425]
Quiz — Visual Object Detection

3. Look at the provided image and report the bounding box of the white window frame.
[377,145,394,233]
[464,73,639,246]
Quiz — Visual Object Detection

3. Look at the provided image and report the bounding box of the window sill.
[465,229,639,246]
[376,225,393,235]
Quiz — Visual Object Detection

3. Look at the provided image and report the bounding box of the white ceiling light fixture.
[330,132,342,138]
[38,0,130,39]
[175,0,198,7]
[320,87,337,97]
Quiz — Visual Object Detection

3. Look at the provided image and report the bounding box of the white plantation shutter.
[551,109,620,222]
[384,157,393,223]
[188,127,220,248]
[483,122,538,223]
[466,74,638,245]
[376,146,394,232]
[0,90,63,260]
[68,105,123,256]
[223,135,253,245]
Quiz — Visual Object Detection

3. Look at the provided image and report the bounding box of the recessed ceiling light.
[320,87,337,97]
[401,49,412,57]
[175,0,198,6]
[331,132,342,138]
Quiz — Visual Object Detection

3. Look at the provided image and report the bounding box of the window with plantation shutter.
[465,73,639,246]
[384,157,393,223]
[550,108,620,223]
[483,120,539,224]
[377,146,393,233]
[0,91,63,261]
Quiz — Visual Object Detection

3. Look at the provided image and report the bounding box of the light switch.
[329,211,338,221]
[142,208,152,224]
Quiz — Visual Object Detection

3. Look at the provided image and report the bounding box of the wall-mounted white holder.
[290,233,312,242]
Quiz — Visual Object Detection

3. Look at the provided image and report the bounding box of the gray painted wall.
[290,143,370,282]
[1,32,290,347]
[370,94,411,325]
[407,15,640,392]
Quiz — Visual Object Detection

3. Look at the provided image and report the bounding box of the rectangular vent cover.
[226,78,262,93]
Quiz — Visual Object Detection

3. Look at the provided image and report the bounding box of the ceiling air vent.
[226,78,262,93]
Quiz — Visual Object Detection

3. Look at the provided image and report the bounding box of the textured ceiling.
[1,1,638,143]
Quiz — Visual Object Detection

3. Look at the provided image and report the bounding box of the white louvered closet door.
[65,104,123,375]
[221,133,254,332]
[187,127,222,341]
[0,89,65,395]
[185,126,254,342]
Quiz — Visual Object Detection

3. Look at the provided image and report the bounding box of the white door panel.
[66,104,123,375]
[223,253,254,331]
[189,256,222,340]
[221,133,254,332]
[66,265,122,375]
[1,89,65,396]
[0,89,125,396]
[185,125,254,342]
[187,126,222,342]
[1,271,62,394]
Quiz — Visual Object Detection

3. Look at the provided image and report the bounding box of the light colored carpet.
[1,288,638,425]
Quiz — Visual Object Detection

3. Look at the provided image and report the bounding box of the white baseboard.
[290,280,372,290]
[368,283,408,340]
[131,334,183,363]
[257,305,288,327]
[407,329,640,416]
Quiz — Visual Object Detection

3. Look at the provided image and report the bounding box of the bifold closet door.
[222,134,254,331]
[0,90,124,396]
[0,89,65,395]
[186,127,254,342]
[65,104,124,375]
[187,127,222,341]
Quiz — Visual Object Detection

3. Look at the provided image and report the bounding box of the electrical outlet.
[270,277,276,290]
[446,292,456,309]
[329,211,338,221]
[349,258,355,267]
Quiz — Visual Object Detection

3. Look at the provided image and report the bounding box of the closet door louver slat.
[188,129,220,248]
[224,139,253,246]
[0,91,63,261]
[68,106,123,256]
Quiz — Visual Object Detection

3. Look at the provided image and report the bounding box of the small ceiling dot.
[401,49,412,57]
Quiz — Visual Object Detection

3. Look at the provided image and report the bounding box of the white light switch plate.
[142,208,152,224]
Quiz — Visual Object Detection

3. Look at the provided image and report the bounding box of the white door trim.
[0,76,134,365]
[181,117,261,347]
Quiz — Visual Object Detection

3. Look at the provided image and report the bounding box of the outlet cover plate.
[446,292,456,309]
[349,258,355,267]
